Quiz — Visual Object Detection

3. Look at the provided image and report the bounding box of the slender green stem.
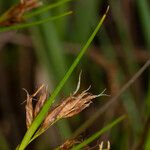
[29,118,58,144]
[17,7,109,150]
[25,0,74,19]
[0,11,72,32]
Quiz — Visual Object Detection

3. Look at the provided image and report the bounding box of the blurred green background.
[0,0,150,149]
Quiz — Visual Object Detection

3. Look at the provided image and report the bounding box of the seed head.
[24,89,33,129]
[24,73,108,140]
[34,86,48,117]
[0,0,42,26]
[41,87,107,131]
[24,84,45,128]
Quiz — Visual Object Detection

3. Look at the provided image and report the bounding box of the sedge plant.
[16,5,109,150]
[0,0,110,149]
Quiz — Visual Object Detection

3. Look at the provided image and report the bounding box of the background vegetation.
[0,0,150,149]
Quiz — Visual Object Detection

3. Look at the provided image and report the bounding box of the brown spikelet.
[34,86,48,117]
[58,88,106,119]
[24,90,34,129]
[40,88,106,131]
[23,72,107,139]
[0,0,42,26]
[25,84,45,128]
[41,99,68,130]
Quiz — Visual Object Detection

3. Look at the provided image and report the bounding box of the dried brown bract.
[24,89,34,129]
[41,99,68,130]
[34,86,48,117]
[0,0,42,26]
[24,84,46,128]
[58,88,101,119]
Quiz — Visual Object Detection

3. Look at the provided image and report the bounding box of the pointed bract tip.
[106,5,110,14]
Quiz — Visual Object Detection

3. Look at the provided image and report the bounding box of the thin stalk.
[17,7,109,150]
[25,0,74,19]
[0,11,72,32]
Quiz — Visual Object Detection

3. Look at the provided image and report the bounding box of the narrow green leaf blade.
[0,11,72,32]
[25,0,74,19]
[71,115,126,150]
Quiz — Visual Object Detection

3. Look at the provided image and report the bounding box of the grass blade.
[25,0,74,19]
[71,115,126,150]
